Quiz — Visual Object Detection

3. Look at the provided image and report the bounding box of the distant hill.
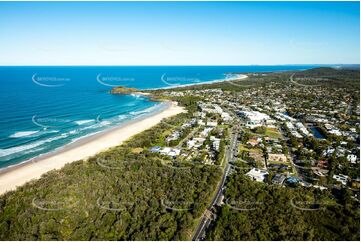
[296,67,359,78]
[294,67,360,88]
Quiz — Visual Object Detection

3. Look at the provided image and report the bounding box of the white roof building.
[347,154,358,164]
[325,124,342,136]
[159,147,181,157]
[296,122,312,137]
[206,121,218,127]
[323,147,335,156]
[197,119,206,126]
[214,105,223,114]
[210,136,221,151]
[221,112,232,121]
[166,131,181,142]
[275,112,297,122]
[286,122,295,130]
[291,131,303,139]
[246,168,269,182]
[187,137,206,149]
[201,127,213,137]
[239,111,270,128]
[333,174,349,185]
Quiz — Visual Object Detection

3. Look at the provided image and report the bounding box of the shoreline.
[0,73,246,195]
[0,101,168,174]
[144,74,248,91]
[0,101,185,195]
[0,74,247,175]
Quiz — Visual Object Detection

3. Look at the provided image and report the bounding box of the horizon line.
[0,64,359,67]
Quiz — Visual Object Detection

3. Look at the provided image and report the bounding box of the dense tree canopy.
[207,173,360,241]
[0,106,222,240]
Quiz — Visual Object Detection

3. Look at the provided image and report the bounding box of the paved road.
[289,73,320,87]
[192,163,232,241]
[278,121,301,178]
[176,127,200,149]
[192,127,238,241]
[192,211,212,241]
[345,102,352,116]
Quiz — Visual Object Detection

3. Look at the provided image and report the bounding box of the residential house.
[246,168,269,182]
[272,173,286,185]
[333,174,349,185]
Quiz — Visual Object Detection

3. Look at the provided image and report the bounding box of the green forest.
[207,172,360,241]
[0,67,359,240]
[151,67,360,93]
[0,100,222,240]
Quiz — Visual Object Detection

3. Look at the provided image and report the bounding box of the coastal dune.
[0,102,185,195]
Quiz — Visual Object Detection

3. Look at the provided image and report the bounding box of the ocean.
[0,65,321,169]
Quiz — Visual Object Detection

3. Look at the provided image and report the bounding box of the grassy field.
[238,144,262,153]
[265,127,282,139]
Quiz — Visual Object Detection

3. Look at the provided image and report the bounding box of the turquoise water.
[0,65,320,168]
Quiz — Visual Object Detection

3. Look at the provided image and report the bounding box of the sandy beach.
[0,75,246,196]
[146,74,248,90]
[0,101,185,195]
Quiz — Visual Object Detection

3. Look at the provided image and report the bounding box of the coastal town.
[0,1,359,241]
[148,68,360,240]
[157,79,359,190]
[0,67,359,241]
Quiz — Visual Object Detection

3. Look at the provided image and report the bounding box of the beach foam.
[0,134,68,158]
[9,131,39,138]
[0,102,185,195]
[75,119,94,125]
[130,104,161,116]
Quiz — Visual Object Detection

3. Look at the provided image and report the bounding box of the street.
[192,125,239,241]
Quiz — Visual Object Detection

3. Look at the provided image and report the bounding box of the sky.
[0,1,359,65]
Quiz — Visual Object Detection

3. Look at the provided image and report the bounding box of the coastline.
[0,73,246,195]
[0,75,247,174]
[0,101,165,173]
[0,101,186,195]
[144,74,248,91]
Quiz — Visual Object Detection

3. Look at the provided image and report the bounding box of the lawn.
[239,144,263,153]
[265,127,282,139]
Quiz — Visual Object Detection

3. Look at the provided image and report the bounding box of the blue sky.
[0,1,359,65]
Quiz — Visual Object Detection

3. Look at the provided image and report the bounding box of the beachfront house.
[150,146,181,158]
[159,147,181,157]
[166,131,181,143]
